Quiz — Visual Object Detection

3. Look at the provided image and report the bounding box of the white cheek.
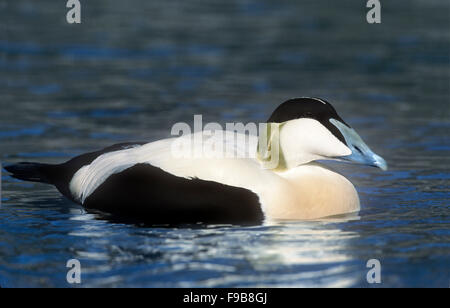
[281,119,351,158]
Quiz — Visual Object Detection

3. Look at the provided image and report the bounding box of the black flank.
[83,163,264,225]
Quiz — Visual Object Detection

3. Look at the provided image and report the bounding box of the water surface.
[0,0,449,287]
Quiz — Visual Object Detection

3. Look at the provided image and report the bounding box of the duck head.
[257,97,387,171]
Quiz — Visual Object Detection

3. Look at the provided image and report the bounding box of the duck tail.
[4,162,56,184]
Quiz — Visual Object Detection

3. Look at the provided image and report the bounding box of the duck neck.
[256,122,317,171]
[256,123,284,170]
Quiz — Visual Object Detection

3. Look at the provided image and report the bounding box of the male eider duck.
[5,97,387,225]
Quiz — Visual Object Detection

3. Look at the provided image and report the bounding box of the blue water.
[0,0,449,287]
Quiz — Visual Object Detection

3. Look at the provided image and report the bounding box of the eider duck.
[5,97,387,225]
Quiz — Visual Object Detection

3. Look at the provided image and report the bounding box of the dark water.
[1,0,449,287]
